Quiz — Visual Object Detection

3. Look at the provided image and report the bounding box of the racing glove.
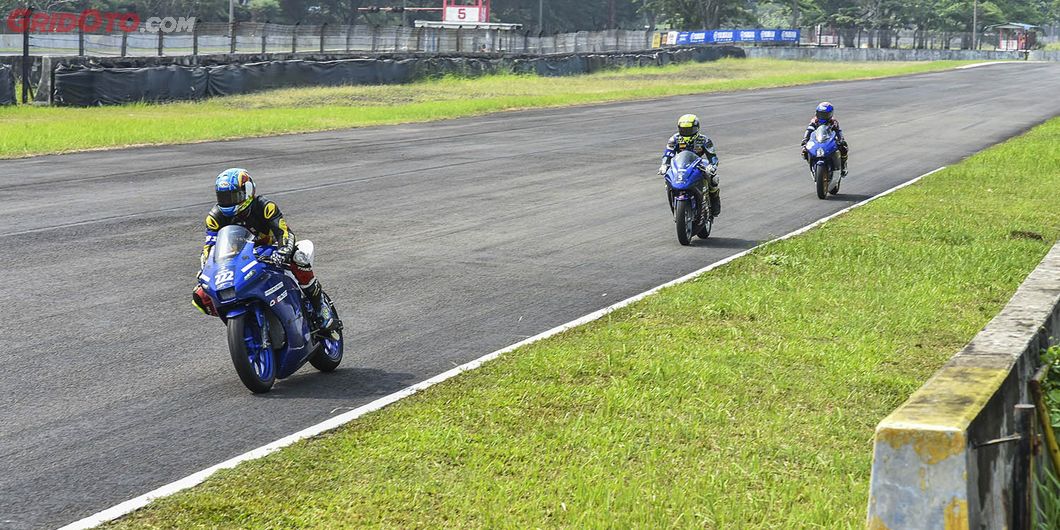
[658,164,668,176]
[270,239,296,266]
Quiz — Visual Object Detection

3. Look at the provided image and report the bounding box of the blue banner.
[668,28,799,45]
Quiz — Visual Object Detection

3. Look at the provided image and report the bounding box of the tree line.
[2,0,1057,33]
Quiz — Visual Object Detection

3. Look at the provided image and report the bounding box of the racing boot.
[708,189,721,218]
[841,153,849,177]
[305,281,337,332]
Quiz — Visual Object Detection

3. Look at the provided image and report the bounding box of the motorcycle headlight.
[218,287,237,301]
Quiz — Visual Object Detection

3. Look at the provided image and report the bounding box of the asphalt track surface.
[3,63,1060,529]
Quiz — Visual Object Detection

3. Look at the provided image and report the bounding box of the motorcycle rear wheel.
[309,296,343,372]
[227,312,276,394]
[697,199,713,239]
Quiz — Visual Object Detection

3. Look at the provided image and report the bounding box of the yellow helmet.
[677,114,700,139]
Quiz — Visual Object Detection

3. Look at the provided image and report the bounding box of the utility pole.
[229,0,234,36]
[21,7,30,104]
[792,0,799,28]
[971,0,978,49]
[608,0,615,28]
[538,0,544,33]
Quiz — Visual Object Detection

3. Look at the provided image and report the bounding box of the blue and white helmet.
[815,102,834,123]
[215,168,255,217]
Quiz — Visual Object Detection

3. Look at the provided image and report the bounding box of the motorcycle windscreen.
[212,225,255,265]
[671,150,699,171]
[813,125,834,144]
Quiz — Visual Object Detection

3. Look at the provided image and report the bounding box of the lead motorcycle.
[664,150,714,246]
[199,225,343,393]
[804,124,843,199]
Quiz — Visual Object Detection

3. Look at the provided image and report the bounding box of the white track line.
[955,61,1046,69]
[59,166,946,530]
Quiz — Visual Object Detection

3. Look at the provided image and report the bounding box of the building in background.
[987,23,1039,51]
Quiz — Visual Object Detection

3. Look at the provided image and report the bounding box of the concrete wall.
[745,47,1026,62]
[1029,50,1060,61]
[866,243,1060,529]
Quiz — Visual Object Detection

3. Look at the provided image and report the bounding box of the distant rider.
[192,168,338,331]
[657,114,721,217]
[801,101,848,177]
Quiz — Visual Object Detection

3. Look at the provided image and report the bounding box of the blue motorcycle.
[199,225,343,393]
[664,150,713,245]
[805,124,843,199]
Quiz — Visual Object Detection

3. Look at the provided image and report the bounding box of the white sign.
[444,6,482,23]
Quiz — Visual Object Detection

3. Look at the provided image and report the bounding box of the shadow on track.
[694,237,760,249]
[830,192,874,202]
[257,367,417,401]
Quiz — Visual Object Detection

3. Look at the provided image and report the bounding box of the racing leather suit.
[661,132,721,217]
[193,196,335,329]
[802,117,849,175]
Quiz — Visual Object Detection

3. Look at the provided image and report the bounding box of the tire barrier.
[49,46,744,107]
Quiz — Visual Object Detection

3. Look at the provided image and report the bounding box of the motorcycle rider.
[801,101,848,177]
[192,168,338,331]
[657,114,721,217]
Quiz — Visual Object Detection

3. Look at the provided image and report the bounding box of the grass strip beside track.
[107,121,1060,527]
[0,58,970,159]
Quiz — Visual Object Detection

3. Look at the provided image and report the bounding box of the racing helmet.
[215,168,255,217]
[815,102,834,123]
[677,114,700,140]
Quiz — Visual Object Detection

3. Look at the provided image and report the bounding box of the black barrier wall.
[51,47,744,107]
[0,65,15,105]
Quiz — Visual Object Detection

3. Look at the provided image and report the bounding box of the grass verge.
[107,121,1060,527]
[0,58,971,159]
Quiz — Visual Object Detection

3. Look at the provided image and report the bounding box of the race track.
[3,62,1059,529]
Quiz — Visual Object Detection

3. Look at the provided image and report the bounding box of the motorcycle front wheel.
[675,200,695,246]
[227,312,276,393]
[815,164,831,200]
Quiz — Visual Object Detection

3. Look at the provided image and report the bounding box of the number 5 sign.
[444,6,481,22]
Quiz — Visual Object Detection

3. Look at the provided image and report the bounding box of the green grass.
[1042,42,1060,51]
[0,58,971,159]
[108,122,1060,527]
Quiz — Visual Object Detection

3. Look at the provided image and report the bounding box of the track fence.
[0,18,655,57]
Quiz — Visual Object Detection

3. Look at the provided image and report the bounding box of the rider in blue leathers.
[801,102,849,177]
